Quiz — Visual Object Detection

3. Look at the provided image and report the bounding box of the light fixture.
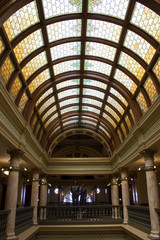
[1,168,9,176]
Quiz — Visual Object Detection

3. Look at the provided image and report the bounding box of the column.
[111,176,119,219]
[40,176,47,220]
[142,150,160,239]
[5,149,23,240]
[120,168,130,224]
[31,171,40,225]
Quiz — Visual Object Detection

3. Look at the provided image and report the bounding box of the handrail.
[0,210,11,239]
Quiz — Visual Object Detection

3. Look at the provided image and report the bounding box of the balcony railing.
[0,210,10,239]
[38,205,123,225]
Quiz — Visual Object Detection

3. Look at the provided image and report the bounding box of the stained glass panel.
[136,92,148,114]
[124,30,156,64]
[50,42,81,61]
[32,115,38,129]
[144,77,158,103]
[4,1,39,41]
[60,98,79,107]
[62,116,78,122]
[18,92,28,112]
[0,36,5,56]
[87,20,122,43]
[50,126,61,136]
[58,88,79,99]
[63,119,78,126]
[131,2,160,42]
[0,57,14,86]
[42,109,58,122]
[88,0,129,19]
[104,105,120,122]
[153,58,160,83]
[14,29,43,63]
[53,59,80,75]
[117,129,123,142]
[82,98,102,108]
[22,52,47,80]
[86,42,116,61]
[82,106,100,114]
[36,89,53,106]
[85,60,112,76]
[114,69,137,94]
[35,123,41,136]
[81,120,97,126]
[107,96,125,115]
[39,98,56,114]
[125,115,132,130]
[110,88,128,106]
[102,113,116,128]
[121,122,127,136]
[42,0,82,19]
[10,77,22,101]
[43,113,58,127]
[28,69,50,94]
[81,116,97,121]
[83,88,104,99]
[47,19,81,42]
[119,52,145,81]
[61,106,79,114]
[56,79,80,90]
[83,79,107,90]
[99,125,110,138]
[129,109,135,122]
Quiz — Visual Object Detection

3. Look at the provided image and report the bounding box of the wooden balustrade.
[38,205,123,225]
[0,210,10,239]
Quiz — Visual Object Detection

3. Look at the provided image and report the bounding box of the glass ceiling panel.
[129,109,135,122]
[136,92,148,114]
[45,115,57,128]
[125,115,132,130]
[61,106,79,115]
[53,59,80,75]
[14,29,44,63]
[3,1,39,41]
[32,115,38,129]
[83,79,107,90]
[124,30,156,64]
[83,88,105,99]
[144,77,158,104]
[85,60,112,76]
[81,116,97,122]
[119,52,145,81]
[87,20,122,43]
[18,92,28,112]
[60,98,79,107]
[36,88,53,106]
[88,0,129,20]
[99,124,110,138]
[107,96,125,115]
[153,58,160,83]
[0,36,5,56]
[102,112,116,128]
[62,116,78,122]
[117,129,123,142]
[50,42,81,61]
[56,79,80,90]
[22,52,47,80]
[39,97,56,114]
[28,69,50,94]
[82,98,102,108]
[10,77,22,101]
[86,42,116,61]
[110,88,128,107]
[81,120,97,126]
[0,57,14,86]
[121,122,127,136]
[47,19,81,42]
[131,2,160,42]
[58,88,80,99]
[114,69,137,94]
[104,105,120,122]
[42,0,82,19]
[63,119,79,126]
[82,106,100,115]
[42,111,58,123]
[50,126,61,136]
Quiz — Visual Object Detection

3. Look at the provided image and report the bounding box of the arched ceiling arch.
[0,0,159,155]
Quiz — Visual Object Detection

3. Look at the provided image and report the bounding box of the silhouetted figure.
[80,185,87,205]
[71,182,79,205]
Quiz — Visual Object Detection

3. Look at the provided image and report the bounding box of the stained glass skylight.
[82,98,102,108]
[144,77,158,103]
[36,89,53,106]
[56,79,80,90]
[58,88,80,99]
[99,125,110,138]
[110,88,128,107]
[136,92,148,114]
[10,77,22,101]
[107,96,125,115]
[85,60,112,76]
[0,36,5,56]
[153,58,160,83]
[53,59,80,75]
[39,98,56,114]
[81,120,97,126]
[102,112,116,128]
[83,88,105,99]
[60,98,79,107]
[61,106,79,115]
[82,106,100,115]
[83,79,107,90]
[104,105,120,123]
[0,57,14,86]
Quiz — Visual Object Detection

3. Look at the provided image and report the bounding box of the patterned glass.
[60,98,79,107]
[14,29,43,63]
[35,123,41,136]
[83,88,104,99]
[81,120,97,126]
[50,126,61,136]
[53,59,80,75]
[121,122,127,137]
[28,69,50,94]
[50,42,81,61]
[61,106,79,114]
[87,20,122,43]
[0,36,5,56]
[102,112,116,128]
[83,79,107,90]
[47,19,81,42]
[43,113,58,127]
[104,105,120,122]
[129,109,135,122]
[110,88,128,107]
[42,0,82,19]
[58,88,79,99]
[114,69,137,94]
[88,0,129,19]
[56,79,80,90]
[22,52,47,80]
[131,2,160,42]
[82,106,100,114]
[81,116,97,121]
[86,42,116,61]
[125,115,132,130]
[117,129,123,142]
[82,98,102,108]
[32,115,38,129]
[39,98,56,114]
[36,89,53,106]
[0,57,14,86]
[63,119,78,126]
[153,58,160,83]
[144,77,158,103]
[18,92,28,112]
[107,96,124,115]
[84,60,112,76]
[136,92,148,114]
[42,108,57,121]
[4,1,39,41]
[119,52,145,81]
[124,30,156,64]
[10,77,22,101]
[99,125,110,138]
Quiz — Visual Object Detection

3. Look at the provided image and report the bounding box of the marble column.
[31,171,40,225]
[40,177,47,220]
[121,169,130,224]
[111,176,119,219]
[142,150,160,239]
[5,149,23,240]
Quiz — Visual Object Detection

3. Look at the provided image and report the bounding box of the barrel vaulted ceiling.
[0,0,160,157]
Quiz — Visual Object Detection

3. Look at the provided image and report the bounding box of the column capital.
[140,149,155,159]
[7,149,24,159]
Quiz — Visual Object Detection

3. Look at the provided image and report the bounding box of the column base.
[7,236,18,240]
[148,233,160,240]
